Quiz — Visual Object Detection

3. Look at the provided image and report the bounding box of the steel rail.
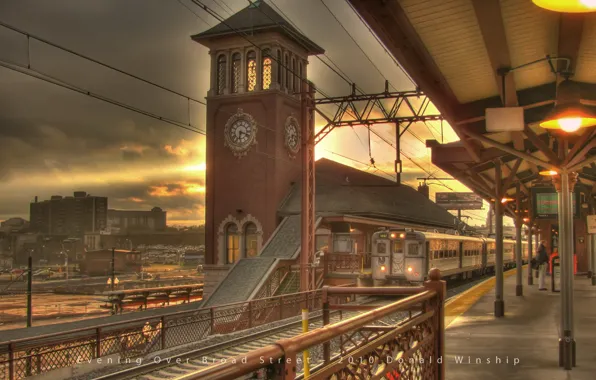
[195,290,436,380]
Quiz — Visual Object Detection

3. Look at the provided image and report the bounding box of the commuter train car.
[371,229,530,285]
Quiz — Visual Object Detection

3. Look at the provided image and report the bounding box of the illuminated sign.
[532,187,579,219]
[378,233,388,238]
[436,192,483,210]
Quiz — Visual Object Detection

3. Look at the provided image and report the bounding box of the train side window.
[433,251,438,260]
[377,242,387,254]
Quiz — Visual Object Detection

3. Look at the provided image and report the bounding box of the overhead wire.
[244,0,438,177]
[177,0,213,27]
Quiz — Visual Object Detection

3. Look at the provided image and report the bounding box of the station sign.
[435,192,483,210]
[588,215,596,234]
[532,187,579,220]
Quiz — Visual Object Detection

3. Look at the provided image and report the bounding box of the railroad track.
[93,276,492,380]
[93,297,391,380]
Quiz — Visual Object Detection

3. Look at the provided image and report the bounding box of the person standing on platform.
[537,240,549,290]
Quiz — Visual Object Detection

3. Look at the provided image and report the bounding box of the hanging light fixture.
[539,170,558,176]
[533,0,596,12]
[539,79,596,132]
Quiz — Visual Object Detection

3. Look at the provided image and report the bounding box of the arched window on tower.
[262,49,272,90]
[217,54,226,95]
[285,54,290,92]
[246,51,257,92]
[292,57,296,93]
[231,52,241,93]
[226,224,240,264]
[244,223,258,257]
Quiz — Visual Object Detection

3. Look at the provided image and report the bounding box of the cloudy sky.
[0,0,493,226]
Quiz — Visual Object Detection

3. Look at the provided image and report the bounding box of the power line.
[319,0,396,91]
[177,0,213,27]
[344,0,415,86]
[0,60,206,135]
[0,20,208,108]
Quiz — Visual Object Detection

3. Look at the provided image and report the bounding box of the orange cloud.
[148,182,205,197]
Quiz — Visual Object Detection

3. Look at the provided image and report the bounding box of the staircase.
[204,215,323,307]
[274,270,299,296]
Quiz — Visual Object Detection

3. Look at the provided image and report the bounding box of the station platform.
[445,268,596,380]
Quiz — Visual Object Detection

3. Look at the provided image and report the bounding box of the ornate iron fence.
[175,269,446,380]
[0,286,348,380]
[324,253,368,273]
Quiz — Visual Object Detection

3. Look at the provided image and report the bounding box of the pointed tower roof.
[191,0,325,55]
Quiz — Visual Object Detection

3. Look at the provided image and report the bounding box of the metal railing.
[324,252,370,274]
[173,268,446,380]
[0,285,355,380]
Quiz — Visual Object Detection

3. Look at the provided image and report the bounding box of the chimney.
[34,196,38,203]
[417,182,429,198]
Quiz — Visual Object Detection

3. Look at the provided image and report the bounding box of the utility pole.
[27,255,32,327]
[111,247,116,292]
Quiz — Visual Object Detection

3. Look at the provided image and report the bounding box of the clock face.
[229,119,254,145]
[285,116,300,157]
[224,109,257,158]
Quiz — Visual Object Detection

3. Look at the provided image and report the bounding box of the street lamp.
[539,80,596,132]
[533,0,596,13]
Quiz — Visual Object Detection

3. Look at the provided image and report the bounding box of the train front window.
[407,243,419,256]
[392,240,403,253]
[376,241,387,254]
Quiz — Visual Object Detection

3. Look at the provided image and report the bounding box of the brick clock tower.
[192,1,324,266]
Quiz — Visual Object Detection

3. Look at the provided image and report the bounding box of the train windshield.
[392,240,403,253]
[376,242,387,253]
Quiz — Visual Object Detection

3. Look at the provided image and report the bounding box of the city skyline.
[0,0,495,227]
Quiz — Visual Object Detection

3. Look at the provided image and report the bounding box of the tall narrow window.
[231,53,241,93]
[262,49,272,90]
[285,54,290,91]
[292,58,296,93]
[217,54,226,95]
[277,50,282,86]
[244,223,259,257]
[246,51,257,92]
[226,224,240,264]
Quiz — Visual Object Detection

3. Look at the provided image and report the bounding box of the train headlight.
[390,233,396,238]
[380,265,386,272]
[400,233,405,238]
[407,266,413,272]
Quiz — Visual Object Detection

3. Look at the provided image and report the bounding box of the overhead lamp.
[501,197,514,204]
[523,217,530,223]
[532,0,596,13]
[539,80,596,132]
[539,170,558,176]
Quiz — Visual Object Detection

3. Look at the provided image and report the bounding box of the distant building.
[182,249,204,266]
[29,192,107,237]
[107,207,167,233]
[80,249,141,276]
[0,218,29,233]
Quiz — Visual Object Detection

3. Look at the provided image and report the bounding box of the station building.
[191,1,473,303]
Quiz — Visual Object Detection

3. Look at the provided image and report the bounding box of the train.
[371,229,529,285]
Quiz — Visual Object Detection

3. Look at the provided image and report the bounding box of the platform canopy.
[349,0,596,218]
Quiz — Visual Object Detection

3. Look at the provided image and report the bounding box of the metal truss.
[313,87,443,145]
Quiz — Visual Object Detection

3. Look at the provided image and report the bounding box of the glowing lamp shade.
[540,80,596,132]
[539,170,558,176]
[532,0,596,12]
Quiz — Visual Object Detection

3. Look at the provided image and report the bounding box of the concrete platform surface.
[445,268,596,380]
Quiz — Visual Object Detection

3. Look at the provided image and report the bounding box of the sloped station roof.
[280,159,461,229]
[348,0,596,217]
